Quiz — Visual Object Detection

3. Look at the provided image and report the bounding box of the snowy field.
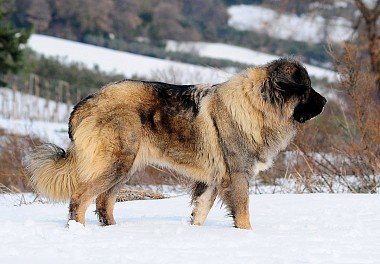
[1,194,379,264]
[228,5,353,44]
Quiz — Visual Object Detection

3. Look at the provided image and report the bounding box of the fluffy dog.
[25,58,326,229]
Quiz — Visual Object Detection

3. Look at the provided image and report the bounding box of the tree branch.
[355,0,371,22]
[374,0,380,18]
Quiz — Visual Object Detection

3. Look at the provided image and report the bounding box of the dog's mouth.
[293,90,327,123]
[294,113,316,123]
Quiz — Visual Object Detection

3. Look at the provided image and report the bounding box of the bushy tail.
[24,143,78,202]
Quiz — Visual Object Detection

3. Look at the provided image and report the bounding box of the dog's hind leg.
[219,173,251,229]
[95,154,136,226]
[95,185,121,226]
[95,179,127,226]
[190,182,217,226]
[68,110,142,226]
[68,173,117,225]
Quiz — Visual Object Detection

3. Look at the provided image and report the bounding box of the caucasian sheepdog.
[25,58,326,229]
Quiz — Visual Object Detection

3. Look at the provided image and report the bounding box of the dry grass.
[116,186,168,202]
[0,129,43,192]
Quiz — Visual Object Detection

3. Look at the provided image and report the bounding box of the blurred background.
[0,0,379,196]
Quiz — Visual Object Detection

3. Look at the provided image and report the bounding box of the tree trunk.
[354,0,380,101]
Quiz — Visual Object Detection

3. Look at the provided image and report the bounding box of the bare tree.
[26,0,51,31]
[353,0,380,99]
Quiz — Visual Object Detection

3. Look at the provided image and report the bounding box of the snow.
[0,117,69,146]
[0,87,71,122]
[28,35,231,84]
[1,194,379,263]
[362,0,377,9]
[228,5,354,44]
[166,40,338,81]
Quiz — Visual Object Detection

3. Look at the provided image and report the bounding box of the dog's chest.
[252,158,273,175]
[252,126,295,175]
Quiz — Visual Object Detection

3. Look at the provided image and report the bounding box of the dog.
[25,58,326,229]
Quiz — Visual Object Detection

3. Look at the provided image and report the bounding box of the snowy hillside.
[28,35,231,84]
[28,35,337,84]
[166,40,337,81]
[228,5,353,44]
[1,194,379,264]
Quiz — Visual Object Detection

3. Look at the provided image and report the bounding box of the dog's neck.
[215,68,296,154]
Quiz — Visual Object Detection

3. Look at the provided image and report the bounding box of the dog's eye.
[301,90,311,102]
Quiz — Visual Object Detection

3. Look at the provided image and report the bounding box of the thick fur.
[25,144,78,201]
[25,58,326,228]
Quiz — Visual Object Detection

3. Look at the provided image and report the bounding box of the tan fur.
[25,59,324,228]
[191,185,217,225]
[25,144,78,202]
[96,192,118,225]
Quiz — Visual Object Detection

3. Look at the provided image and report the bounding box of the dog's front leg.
[221,173,252,229]
[190,182,217,226]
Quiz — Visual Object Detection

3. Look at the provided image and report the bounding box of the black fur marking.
[138,108,157,130]
[68,93,96,140]
[191,181,208,204]
[151,81,200,116]
[158,110,174,134]
[68,201,79,220]
[46,143,66,160]
[95,207,111,226]
[115,79,203,116]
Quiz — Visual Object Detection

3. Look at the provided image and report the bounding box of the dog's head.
[262,58,327,123]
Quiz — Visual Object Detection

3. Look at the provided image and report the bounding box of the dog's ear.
[269,63,306,95]
[267,59,310,95]
[260,78,281,105]
[262,59,311,104]
[261,66,303,104]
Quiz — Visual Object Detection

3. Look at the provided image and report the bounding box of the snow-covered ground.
[228,5,354,44]
[166,40,337,81]
[1,194,379,264]
[28,35,231,84]
[0,117,68,146]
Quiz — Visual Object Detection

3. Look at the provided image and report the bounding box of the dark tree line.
[10,0,228,42]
